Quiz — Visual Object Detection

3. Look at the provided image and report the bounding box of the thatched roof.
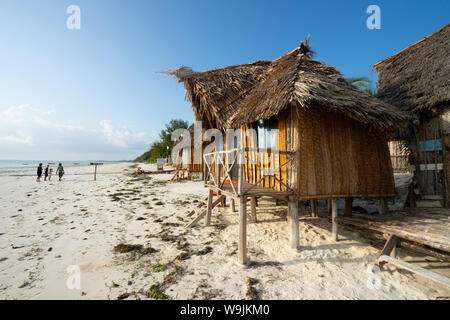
[166,61,271,128]
[374,24,450,113]
[168,41,408,131]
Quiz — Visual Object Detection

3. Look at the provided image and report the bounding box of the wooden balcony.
[203,147,297,200]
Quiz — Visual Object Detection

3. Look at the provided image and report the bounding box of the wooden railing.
[203,148,296,197]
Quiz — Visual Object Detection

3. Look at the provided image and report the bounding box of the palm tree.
[348,77,377,95]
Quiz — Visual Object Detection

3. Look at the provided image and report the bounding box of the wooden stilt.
[255,197,259,207]
[379,198,388,215]
[238,196,247,265]
[311,199,319,217]
[250,197,257,223]
[221,197,226,207]
[231,199,236,212]
[327,199,332,214]
[275,199,279,206]
[332,199,338,241]
[288,196,299,249]
[344,198,353,217]
[205,189,214,226]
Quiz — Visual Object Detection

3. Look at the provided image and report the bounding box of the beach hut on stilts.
[171,124,206,181]
[168,40,408,265]
[375,24,450,208]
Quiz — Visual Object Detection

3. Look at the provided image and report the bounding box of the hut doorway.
[411,115,446,202]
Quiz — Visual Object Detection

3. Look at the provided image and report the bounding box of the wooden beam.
[231,199,236,212]
[288,196,299,249]
[250,197,257,223]
[311,199,319,218]
[187,194,225,228]
[238,196,248,265]
[331,199,338,241]
[376,234,399,266]
[376,255,450,288]
[344,198,353,217]
[205,189,214,226]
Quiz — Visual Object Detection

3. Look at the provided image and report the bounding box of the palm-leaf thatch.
[165,61,271,128]
[168,40,409,131]
[374,23,450,113]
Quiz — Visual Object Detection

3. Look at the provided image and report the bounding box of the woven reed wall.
[296,106,396,198]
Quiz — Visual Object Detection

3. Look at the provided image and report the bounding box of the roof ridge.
[374,23,449,68]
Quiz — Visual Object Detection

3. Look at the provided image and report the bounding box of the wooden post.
[275,199,279,206]
[238,196,247,265]
[311,199,319,218]
[238,149,244,196]
[379,198,388,215]
[231,199,237,212]
[255,197,258,207]
[288,196,299,249]
[205,189,214,226]
[327,199,332,214]
[344,198,353,217]
[250,197,257,223]
[94,164,97,181]
[331,199,338,241]
[376,235,399,267]
[221,197,226,207]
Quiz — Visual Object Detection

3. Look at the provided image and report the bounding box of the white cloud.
[0,134,32,145]
[0,104,155,160]
[100,120,151,149]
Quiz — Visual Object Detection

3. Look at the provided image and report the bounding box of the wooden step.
[415,200,443,208]
[421,195,444,200]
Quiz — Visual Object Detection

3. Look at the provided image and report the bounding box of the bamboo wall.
[241,104,397,199]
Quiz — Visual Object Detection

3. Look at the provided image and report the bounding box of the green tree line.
[135,119,189,163]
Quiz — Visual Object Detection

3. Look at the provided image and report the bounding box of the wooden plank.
[205,189,214,226]
[187,195,225,228]
[250,197,257,222]
[377,234,399,263]
[408,164,444,171]
[288,196,299,249]
[377,255,450,288]
[332,199,338,241]
[238,196,248,264]
[338,213,450,252]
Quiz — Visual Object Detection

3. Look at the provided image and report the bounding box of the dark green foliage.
[135,119,189,163]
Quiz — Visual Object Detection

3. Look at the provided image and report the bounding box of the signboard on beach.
[156,158,165,171]
[90,162,104,181]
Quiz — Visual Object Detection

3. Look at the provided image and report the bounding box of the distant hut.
[170,41,408,264]
[172,123,205,180]
[374,24,450,208]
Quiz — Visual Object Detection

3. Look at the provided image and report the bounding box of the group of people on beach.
[36,163,65,182]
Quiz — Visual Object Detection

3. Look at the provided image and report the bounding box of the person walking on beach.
[36,163,43,182]
[48,168,53,181]
[44,165,49,182]
[56,163,65,181]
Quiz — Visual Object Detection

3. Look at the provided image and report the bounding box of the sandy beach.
[0,162,449,300]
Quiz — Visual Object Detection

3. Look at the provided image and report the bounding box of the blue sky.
[0,0,448,160]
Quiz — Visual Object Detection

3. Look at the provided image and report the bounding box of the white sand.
[0,162,449,300]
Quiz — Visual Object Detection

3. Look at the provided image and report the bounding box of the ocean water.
[0,160,122,172]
